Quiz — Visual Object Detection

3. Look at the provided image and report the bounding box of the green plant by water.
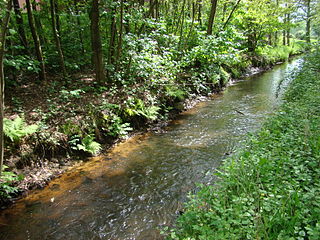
[166,51,320,240]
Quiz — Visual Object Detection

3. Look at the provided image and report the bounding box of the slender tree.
[305,0,311,43]
[26,0,46,81]
[50,0,67,76]
[223,0,241,29]
[0,0,13,176]
[90,0,105,82]
[12,0,28,49]
[207,0,218,35]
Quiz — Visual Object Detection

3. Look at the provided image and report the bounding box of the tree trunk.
[108,4,117,65]
[178,0,186,49]
[74,0,85,57]
[223,0,241,29]
[198,0,202,26]
[286,13,290,46]
[12,0,29,50]
[0,0,13,176]
[207,0,218,35]
[306,0,311,43]
[50,0,67,76]
[116,0,124,71]
[26,0,46,82]
[90,0,105,82]
[32,0,46,46]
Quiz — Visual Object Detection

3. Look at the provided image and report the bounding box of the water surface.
[0,58,303,240]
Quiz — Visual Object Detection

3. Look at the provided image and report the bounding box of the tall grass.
[166,50,320,240]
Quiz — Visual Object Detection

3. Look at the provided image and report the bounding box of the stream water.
[0,58,303,240]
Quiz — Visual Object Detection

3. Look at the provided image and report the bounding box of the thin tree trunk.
[55,1,61,38]
[90,0,105,82]
[50,0,67,76]
[198,0,202,26]
[74,0,85,56]
[12,0,28,49]
[178,0,186,49]
[207,0,218,35]
[32,0,46,46]
[116,0,124,71]
[0,0,13,177]
[306,0,311,43]
[223,0,241,29]
[108,4,117,65]
[26,0,46,82]
[286,12,290,46]
[155,0,160,20]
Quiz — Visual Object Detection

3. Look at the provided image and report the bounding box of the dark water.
[0,58,303,240]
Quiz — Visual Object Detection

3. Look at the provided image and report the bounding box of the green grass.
[166,50,320,240]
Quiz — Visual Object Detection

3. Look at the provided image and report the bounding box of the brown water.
[0,58,303,240]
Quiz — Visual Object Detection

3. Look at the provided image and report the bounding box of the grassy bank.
[166,50,320,239]
[0,41,306,203]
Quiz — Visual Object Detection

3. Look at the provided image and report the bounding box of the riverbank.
[0,43,306,206]
[166,50,320,239]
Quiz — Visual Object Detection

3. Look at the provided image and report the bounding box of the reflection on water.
[0,58,303,240]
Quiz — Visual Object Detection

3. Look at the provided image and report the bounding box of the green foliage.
[107,115,133,137]
[256,42,306,65]
[4,116,38,143]
[0,166,23,198]
[167,51,320,240]
[124,97,160,121]
[69,135,101,155]
[4,55,41,73]
[59,89,85,101]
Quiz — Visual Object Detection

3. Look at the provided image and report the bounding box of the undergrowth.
[166,50,320,239]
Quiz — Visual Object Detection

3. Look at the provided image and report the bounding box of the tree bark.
[0,0,13,176]
[207,0,218,35]
[12,0,28,50]
[198,0,202,26]
[90,0,105,82]
[223,0,241,29]
[286,12,290,46]
[108,4,117,65]
[50,0,67,76]
[32,0,46,46]
[74,0,85,56]
[26,0,46,82]
[116,0,124,70]
[305,0,311,43]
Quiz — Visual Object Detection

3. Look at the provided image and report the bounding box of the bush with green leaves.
[123,97,160,121]
[4,116,38,144]
[0,166,23,199]
[69,135,101,155]
[167,51,320,240]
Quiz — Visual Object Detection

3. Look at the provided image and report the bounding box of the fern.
[4,116,38,142]
[76,135,101,155]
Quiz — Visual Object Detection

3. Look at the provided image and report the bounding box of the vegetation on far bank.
[0,0,318,202]
[165,49,320,240]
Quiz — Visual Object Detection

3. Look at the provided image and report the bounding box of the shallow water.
[0,58,303,240]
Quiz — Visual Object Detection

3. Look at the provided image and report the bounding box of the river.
[0,58,303,240]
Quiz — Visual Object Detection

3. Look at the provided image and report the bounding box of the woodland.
[0,0,318,206]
